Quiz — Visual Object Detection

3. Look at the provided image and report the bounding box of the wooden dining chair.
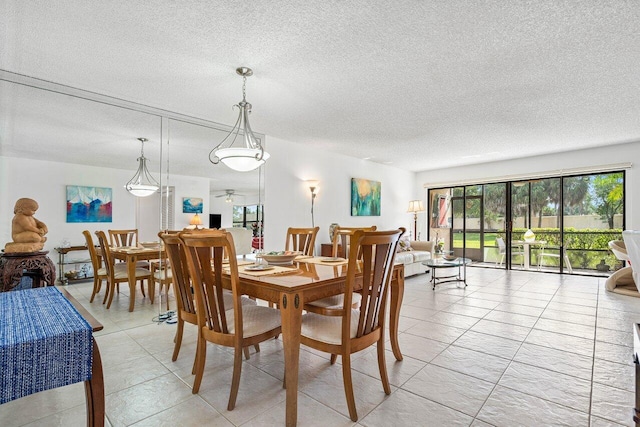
[179,229,282,409]
[149,259,172,310]
[83,230,107,303]
[304,225,377,315]
[95,230,152,309]
[159,231,259,367]
[108,229,138,247]
[300,228,404,422]
[285,226,319,256]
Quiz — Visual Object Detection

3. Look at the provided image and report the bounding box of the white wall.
[415,140,639,233]
[263,136,416,253]
[0,156,209,257]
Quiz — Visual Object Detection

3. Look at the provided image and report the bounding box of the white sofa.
[395,240,434,277]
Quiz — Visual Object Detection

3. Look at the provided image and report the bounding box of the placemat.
[0,287,93,404]
[297,256,348,266]
[236,265,301,277]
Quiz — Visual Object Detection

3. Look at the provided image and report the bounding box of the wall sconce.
[407,200,424,240]
[307,180,319,227]
[189,213,203,228]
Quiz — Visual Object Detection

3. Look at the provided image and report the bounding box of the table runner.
[0,287,93,404]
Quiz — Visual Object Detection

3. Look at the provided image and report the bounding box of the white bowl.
[260,253,299,265]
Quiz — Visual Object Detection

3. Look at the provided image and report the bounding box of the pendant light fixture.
[125,137,160,197]
[209,67,269,172]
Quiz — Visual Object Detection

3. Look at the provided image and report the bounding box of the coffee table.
[422,257,471,290]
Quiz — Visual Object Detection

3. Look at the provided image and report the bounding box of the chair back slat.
[180,230,242,338]
[83,230,102,272]
[345,229,403,340]
[109,229,138,247]
[285,227,319,256]
[332,226,377,258]
[95,231,114,279]
[159,232,196,316]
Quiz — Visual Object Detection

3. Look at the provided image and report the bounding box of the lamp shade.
[407,200,424,213]
[190,213,203,226]
[215,147,270,172]
[125,138,160,197]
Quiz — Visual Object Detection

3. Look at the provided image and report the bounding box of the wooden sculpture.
[5,198,48,253]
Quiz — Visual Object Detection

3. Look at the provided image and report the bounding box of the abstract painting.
[183,197,203,213]
[351,178,381,216]
[66,186,112,223]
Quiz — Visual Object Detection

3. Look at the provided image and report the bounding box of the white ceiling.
[1,1,639,188]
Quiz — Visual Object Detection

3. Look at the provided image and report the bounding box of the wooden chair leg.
[253,344,260,353]
[228,347,243,410]
[330,354,338,365]
[192,336,206,393]
[172,317,184,362]
[243,346,250,360]
[106,281,116,309]
[377,338,391,394]
[141,280,147,298]
[148,280,155,304]
[89,277,100,303]
[342,353,358,422]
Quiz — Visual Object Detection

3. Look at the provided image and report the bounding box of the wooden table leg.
[127,256,136,312]
[280,290,303,426]
[389,267,404,361]
[84,340,105,427]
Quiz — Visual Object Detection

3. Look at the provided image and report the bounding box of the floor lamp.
[407,200,424,240]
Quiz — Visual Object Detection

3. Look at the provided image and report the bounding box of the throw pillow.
[398,237,413,252]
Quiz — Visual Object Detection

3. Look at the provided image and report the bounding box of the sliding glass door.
[428,170,624,276]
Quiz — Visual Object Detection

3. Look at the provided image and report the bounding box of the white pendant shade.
[125,138,160,197]
[215,147,270,172]
[209,67,269,173]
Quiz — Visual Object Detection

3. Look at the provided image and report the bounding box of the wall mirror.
[0,72,264,244]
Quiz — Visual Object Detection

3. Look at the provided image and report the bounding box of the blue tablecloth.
[0,287,93,404]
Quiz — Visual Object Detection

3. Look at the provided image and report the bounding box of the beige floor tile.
[524,328,594,357]
[404,320,467,344]
[596,327,634,347]
[395,332,449,362]
[130,395,233,427]
[590,383,635,426]
[494,302,545,317]
[431,345,511,383]
[594,340,634,365]
[592,358,635,392]
[514,343,593,380]
[477,385,589,426]
[498,361,591,412]
[403,364,494,417]
[483,310,539,328]
[453,330,522,359]
[533,317,595,339]
[470,319,531,341]
[105,374,193,426]
[362,388,472,426]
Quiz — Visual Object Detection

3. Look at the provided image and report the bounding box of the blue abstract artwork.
[66,186,112,222]
[183,197,203,213]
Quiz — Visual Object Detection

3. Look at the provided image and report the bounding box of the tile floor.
[1,268,639,426]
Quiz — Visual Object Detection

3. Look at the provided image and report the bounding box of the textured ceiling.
[1,0,639,186]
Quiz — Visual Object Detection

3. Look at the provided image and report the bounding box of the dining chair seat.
[302,309,360,345]
[306,293,362,311]
[224,305,282,336]
[113,266,153,280]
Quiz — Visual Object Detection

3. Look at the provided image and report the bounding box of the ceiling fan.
[214,189,244,203]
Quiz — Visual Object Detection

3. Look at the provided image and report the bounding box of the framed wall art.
[183,197,203,213]
[351,178,381,216]
[66,185,112,223]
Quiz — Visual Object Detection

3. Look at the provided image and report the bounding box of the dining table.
[227,256,405,426]
[110,245,166,312]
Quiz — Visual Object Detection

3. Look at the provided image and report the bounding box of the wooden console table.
[0,251,56,292]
